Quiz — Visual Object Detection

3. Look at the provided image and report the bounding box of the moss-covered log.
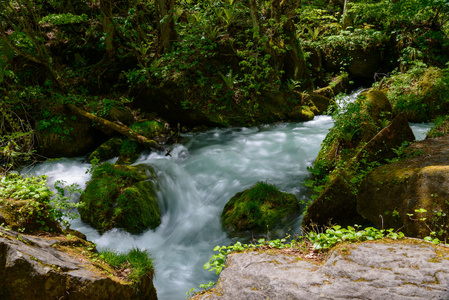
[67,104,163,151]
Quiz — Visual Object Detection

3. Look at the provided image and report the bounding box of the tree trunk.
[261,0,313,90]
[1,1,63,89]
[66,104,163,151]
[342,0,353,29]
[100,0,116,58]
[248,0,260,33]
[155,0,176,53]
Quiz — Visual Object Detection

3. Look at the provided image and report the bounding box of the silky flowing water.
[27,103,432,299]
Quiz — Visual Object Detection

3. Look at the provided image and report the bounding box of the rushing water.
[26,109,432,299]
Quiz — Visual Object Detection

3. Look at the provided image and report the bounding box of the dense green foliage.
[0,173,81,232]
[427,115,449,138]
[0,0,447,167]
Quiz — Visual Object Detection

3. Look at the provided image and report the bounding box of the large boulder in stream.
[221,182,300,234]
[303,112,415,227]
[0,227,157,300]
[358,134,449,240]
[315,89,393,171]
[197,239,449,299]
[79,163,160,234]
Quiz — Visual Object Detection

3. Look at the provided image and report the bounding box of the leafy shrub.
[427,115,449,138]
[0,174,81,232]
[307,225,404,250]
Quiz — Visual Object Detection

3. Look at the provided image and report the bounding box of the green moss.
[79,163,160,234]
[130,121,165,137]
[315,89,387,174]
[88,137,123,162]
[385,64,449,122]
[221,182,300,233]
[117,139,141,165]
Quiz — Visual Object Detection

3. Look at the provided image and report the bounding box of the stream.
[26,104,432,299]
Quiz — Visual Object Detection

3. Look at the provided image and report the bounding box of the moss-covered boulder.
[79,163,160,234]
[303,112,415,228]
[315,89,393,172]
[302,92,336,115]
[358,134,449,240]
[88,136,124,162]
[314,73,351,99]
[361,90,393,126]
[116,120,170,165]
[221,182,300,234]
[288,105,315,122]
[302,175,362,228]
[36,113,100,158]
[385,65,449,122]
[0,227,157,300]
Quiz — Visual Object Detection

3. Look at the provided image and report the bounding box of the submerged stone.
[79,163,160,234]
[221,182,300,234]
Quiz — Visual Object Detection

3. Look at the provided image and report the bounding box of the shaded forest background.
[1,0,449,172]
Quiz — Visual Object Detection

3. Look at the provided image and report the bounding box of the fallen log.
[66,104,163,151]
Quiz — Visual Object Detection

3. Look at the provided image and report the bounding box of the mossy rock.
[302,175,363,229]
[315,89,392,172]
[0,199,63,234]
[130,120,167,137]
[358,134,449,240]
[314,72,351,99]
[303,92,336,115]
[221,182,300,233]
[79,163,160,234]
[306,113,415,228]
[36,114,99,158]
[358,89,393,126]
[289,105,315,122]
[107,106,134,125]
[385,66,449,122]
[117,139,142,165]
[88,136,124,162]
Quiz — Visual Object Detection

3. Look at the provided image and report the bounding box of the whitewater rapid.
[26,114,431,299]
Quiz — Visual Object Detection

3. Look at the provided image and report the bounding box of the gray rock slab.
[200,240,449,300]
